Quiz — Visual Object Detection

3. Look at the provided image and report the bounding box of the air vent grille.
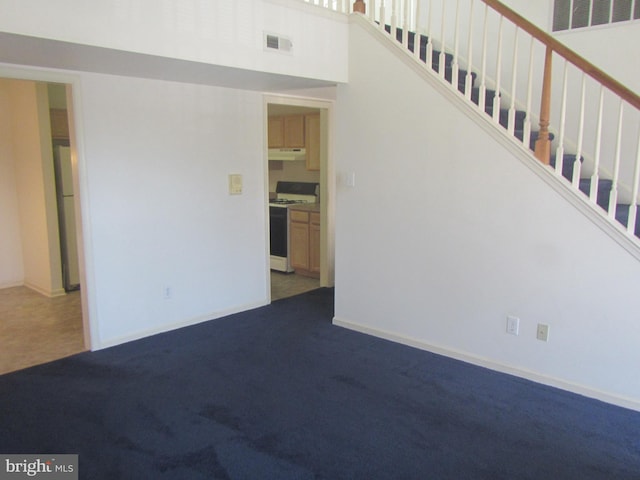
[266,34,279,50]
[264,33,293,53]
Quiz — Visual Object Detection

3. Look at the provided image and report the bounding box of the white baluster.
[369,0,376,21]
[572,74,587,187]
[628,125,640,234]
[403,0,410,48]
[464,0,475,99]
[379,0,386,31]
[554,60,569,176]
[425,0,433,67]
[391,0,398,41]
[507,27,519,135]
[414,0,421,60]
[523,36,534,149]
[344,0,349,13]
[608,100,624,219]
[478,4,489,113]
[492,15,504,124]
[439,0,446,80]
[589,86,605,204]
[451,0,461,90]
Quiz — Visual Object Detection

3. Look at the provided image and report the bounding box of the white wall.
[0,79,24,288]
[75,72,269,347]
[556,22,640,93]
[334,20,640,410]
[492,1,640,92]
[0,0,348,84]
[2,79,64,296]
[268,161,320,193]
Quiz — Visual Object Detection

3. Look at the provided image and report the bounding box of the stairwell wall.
[334,20,640,410]
[0,0,348,85]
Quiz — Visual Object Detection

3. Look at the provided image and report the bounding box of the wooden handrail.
[534,46,553,165]
[482,0,640,110]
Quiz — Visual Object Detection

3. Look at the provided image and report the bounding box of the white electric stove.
[269,181,318,272]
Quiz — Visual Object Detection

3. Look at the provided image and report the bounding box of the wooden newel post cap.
[353,0,366,14]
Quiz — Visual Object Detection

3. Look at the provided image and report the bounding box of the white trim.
[97,300,269,350]
[333,316,640,412]
[0,62,96,351]
[263,93,337,302]
[24,282,66,298]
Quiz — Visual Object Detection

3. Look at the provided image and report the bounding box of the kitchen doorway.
[265,96,335,302]
[0,76,88,373]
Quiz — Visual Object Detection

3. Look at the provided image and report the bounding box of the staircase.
[384,15,640,244]
[390,26,640,239]
[305,0,640,244]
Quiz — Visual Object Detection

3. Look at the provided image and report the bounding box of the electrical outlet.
[536,323,549,341]
[229,174,242,195]
[506,316,520,335]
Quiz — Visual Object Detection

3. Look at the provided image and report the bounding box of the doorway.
[0,77,87,373]
[265,96,335,301]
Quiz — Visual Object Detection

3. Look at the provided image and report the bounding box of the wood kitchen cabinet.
[309,212,321,274]
[49,109,69,140]
[284,115,305,147]
[268,115,305,148]
[289,208,320,278]
[305,113,320,171]
[268,116,285,148]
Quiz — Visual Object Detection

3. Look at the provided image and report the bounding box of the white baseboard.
[96,298,270,350]
[24,282,66,298]
[333,316,640,413]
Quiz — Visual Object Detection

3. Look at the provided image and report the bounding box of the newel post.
[534,46,553,165]
[353,0,366,14]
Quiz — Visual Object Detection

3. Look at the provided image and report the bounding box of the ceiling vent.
[264,33,293,53]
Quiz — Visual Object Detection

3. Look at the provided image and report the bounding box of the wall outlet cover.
[537,323,550,341]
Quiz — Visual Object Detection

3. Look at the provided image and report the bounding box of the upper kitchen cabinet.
[284,115,305,148]
[268,115,305,148]
[268,116,285,148]
[305,114,320,171]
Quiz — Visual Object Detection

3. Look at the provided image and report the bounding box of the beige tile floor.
[271,271,320,301]
[0,275,317,375]
[0,286,85,375]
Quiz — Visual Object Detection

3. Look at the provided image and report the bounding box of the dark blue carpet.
[1,288,639,479]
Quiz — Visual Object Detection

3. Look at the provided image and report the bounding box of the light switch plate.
[345,172,355,187]
[229,174,242,195]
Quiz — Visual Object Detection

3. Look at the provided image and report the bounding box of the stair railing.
[302,0,640,239]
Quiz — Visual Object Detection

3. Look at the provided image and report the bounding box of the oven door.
[269,206,288,257]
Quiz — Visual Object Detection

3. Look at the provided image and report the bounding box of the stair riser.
[615,205,640,236]
[579,179,613,210]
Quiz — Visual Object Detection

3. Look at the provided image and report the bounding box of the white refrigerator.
[54,146,80,290]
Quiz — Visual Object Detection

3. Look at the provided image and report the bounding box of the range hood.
[268,148,306,161]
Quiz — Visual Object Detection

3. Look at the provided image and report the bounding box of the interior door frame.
[0,63,95,351]
[263,94,336,295]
